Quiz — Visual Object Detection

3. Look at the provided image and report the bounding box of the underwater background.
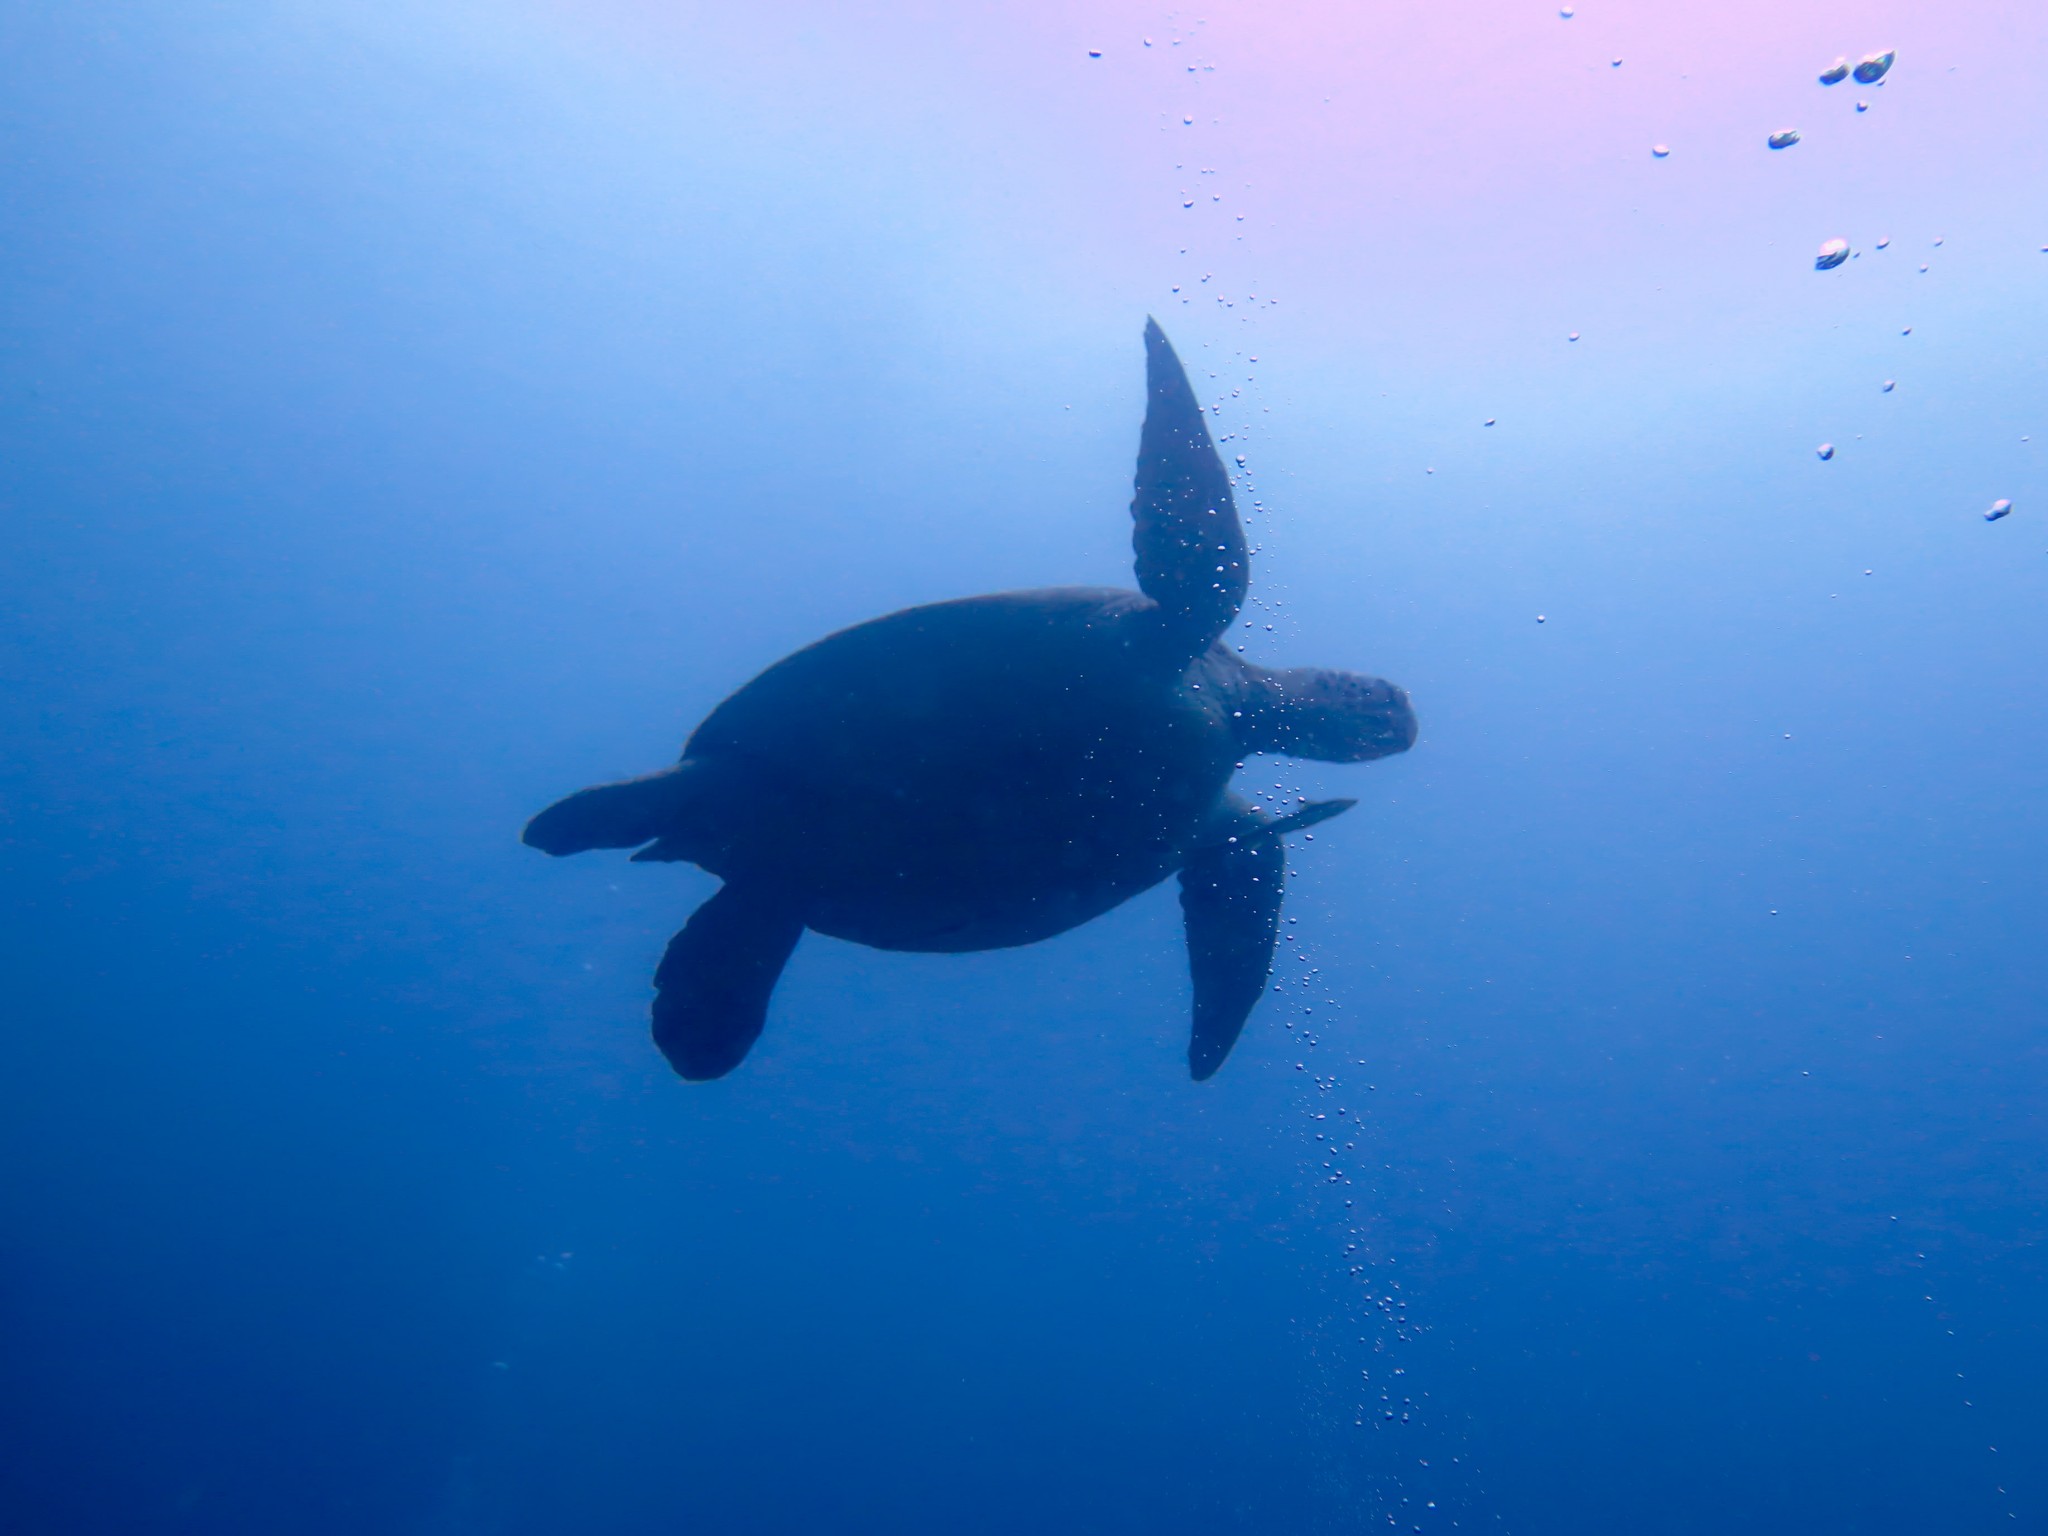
[3,1,2046,1531]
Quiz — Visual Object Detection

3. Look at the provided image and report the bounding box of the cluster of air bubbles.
[1273,880,1440,1461]
[1819,50,1892,87]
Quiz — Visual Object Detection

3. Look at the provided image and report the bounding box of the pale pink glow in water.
[526,0,2044,523]
[546,1,2041,345]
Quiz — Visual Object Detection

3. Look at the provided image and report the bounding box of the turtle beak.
[1335,677,1418,762]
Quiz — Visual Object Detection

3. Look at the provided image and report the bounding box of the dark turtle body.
[526,321,1416,1080]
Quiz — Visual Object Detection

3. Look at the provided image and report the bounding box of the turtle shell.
[685,587,1240,952]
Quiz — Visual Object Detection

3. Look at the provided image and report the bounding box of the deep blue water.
[3,4,2045,1533]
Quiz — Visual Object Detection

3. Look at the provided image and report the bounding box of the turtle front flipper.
[1179,797,1355,1079]
[1130,318,1247,658]
[651,884,805,1080]
[1178,824,1286,1081]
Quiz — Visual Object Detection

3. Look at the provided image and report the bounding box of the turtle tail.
[523,763,698,857]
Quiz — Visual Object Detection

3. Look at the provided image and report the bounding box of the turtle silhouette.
[525,321,1416,1080]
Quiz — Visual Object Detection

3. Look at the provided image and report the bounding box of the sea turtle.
[525,320,1416,1081]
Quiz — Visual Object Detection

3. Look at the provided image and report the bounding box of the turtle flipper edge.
[651,884,805,1080]
[1130,319,1247,656]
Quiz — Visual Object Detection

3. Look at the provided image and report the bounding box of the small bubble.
[1815,238,1850,270]
[1902,326,1912,335]
[1651,143,1671,157]
[1856,99,1870,112]
[1853,50,1895,84]
[1535,613,1547,624]
[1087,48,1102,58]
[1882,379,1895,391]
[1182,114,1194,125]
[1611,57,1623,67]
[1817,442,1835,460]
[1483,417,1496,426]
[1985,498,2014,522]
[1235,454,1247,466]
[1876,236,1890,249]
[1558,5,1574,16]
[1819,57,1850,86]
[1768,129,1801,150]
[1933,237,1944,247]
[1567,330,1580,341]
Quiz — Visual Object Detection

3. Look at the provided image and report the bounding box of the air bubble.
[1853,50,1895,84]
[1819,58,1850,86]
[1985,498,2014,522]
[1768,129,1801,149]
[1816,442,1835,460]
[1651,143,1670,158]
[1815,238,1850,270]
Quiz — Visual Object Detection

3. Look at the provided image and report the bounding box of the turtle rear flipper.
[1130,318,1247,657]
[652,884,805,1080]
[523,762,701,856]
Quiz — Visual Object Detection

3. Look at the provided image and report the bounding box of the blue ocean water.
[3,4,2044,1533]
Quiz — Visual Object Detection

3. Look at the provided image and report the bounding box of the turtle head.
[1233,663,1417,762]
